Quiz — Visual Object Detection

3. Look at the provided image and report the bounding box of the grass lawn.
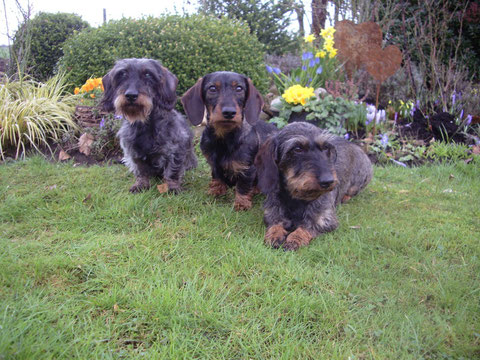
[0,154,479,359]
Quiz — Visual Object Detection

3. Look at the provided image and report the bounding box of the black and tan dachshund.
[181,71,278,210]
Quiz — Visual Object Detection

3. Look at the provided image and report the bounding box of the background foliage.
[59,15,269,95]
[197,0,299,55]
[11,12,89,81]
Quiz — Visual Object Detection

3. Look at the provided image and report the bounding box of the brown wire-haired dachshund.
[181,71,278,210]
[101,58,197,193]
[254,122,373,251]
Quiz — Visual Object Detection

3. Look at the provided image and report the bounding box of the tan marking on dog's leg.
[208,178,228,196]
[234,190,253,211]
[264,224,288,248]
[283,227,313,251]
[129,175,150,193]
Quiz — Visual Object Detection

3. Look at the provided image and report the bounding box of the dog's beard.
[114,94,153,123]
[285,169,337,201]
[208,105,243,138]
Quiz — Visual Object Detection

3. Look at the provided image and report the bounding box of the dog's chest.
[201,129,257,182]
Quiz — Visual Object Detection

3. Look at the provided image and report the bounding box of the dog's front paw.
[208,179,228,196]
[283,227,313,251]
[129,177,150,193]
[264,224,288,249]
[234,192,253,211]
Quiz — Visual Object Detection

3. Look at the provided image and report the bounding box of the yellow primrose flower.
[282,85,315,106]
[316,50,326,58]
[328,48,337,58]
[304,34,316,43]
[74,87,80,95]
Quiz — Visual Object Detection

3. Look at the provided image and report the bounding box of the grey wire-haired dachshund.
[254,122,373,251]
[101,58,197,193]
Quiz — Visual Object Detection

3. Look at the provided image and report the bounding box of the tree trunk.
[312,0,328,35]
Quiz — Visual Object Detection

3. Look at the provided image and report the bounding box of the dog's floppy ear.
[181,78,205,126]
[158,65,179,111]
[244,78,264,125]
[254,137,279,194]
[100,70,115,112]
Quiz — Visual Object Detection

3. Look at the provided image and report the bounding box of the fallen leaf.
[349,226,361,229]
[82,193,92,203]
[472,145,480,155]
[157,183,169,194]
[58,150,71,161]
[113,304,119,313]
[78,133,94,156]
[449,174,455,179]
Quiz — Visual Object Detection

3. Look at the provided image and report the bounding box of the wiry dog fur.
[101,58,197,193]
[255,122,372,251]
[181,71,278,210]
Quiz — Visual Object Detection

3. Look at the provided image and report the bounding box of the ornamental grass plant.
[0,73,78,160]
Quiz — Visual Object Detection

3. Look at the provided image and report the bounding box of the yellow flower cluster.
[74,78,104,98]
[315,26,337,59]
[282,85,315,106]
[304,34,316,43]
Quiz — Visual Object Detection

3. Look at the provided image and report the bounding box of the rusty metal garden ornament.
[334,20,403,134]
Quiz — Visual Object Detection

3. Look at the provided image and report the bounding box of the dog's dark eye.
[293,146,304,153]
[144,72,153,79]
[235,85,243,92]
[208,85,217,93]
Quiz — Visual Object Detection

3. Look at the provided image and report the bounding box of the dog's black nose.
[125,92,138,103]
[319,180,334,189]
[221,107,237,119]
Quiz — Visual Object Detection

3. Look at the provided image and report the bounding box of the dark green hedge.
[12,12,89,81]
[59,15,269,95]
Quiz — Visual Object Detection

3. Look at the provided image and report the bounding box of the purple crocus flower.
[316,66,323,74]
[344,133,350,140]
[273,67,281,74]
[302,65,307,71]
[391,159,407,167]
[466,114,472,125]
[459,109,464,120]
[394,112,398,123]
[99,118,105,128]
[309,59,315,68]
[451,92,456,106]
[265,65,273,73]
[380,133,389,148]
[295,77,300,82]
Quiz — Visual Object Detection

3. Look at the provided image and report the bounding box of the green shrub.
[12,12,89,81]
[59,15,269,95]
[0,73,78,160]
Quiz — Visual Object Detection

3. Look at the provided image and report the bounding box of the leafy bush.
[59,15,268,95]
[12,12,89,81]
[0,73,78,160]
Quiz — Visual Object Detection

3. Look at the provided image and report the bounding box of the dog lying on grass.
[254,122,372,251]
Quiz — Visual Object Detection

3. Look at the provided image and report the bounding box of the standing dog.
[255,122,372,251]
[181,71,277,210]
[101,58,197,193]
